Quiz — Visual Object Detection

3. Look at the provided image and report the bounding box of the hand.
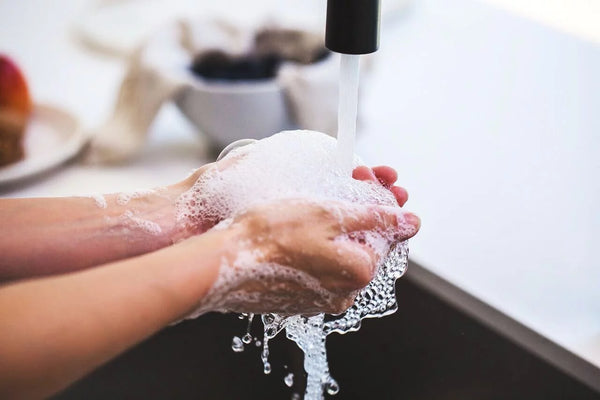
[201,199,420,315]
[175,162,411,236]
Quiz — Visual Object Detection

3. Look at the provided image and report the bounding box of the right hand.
[204,199,420,315]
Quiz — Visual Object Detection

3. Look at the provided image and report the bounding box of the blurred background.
[0,0,599,398]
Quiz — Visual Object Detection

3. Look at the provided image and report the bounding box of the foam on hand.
[177,130,411,400]
[177,129,398,227]
[177,130,407,311]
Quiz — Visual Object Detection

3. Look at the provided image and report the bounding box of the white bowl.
[175,74,295,149]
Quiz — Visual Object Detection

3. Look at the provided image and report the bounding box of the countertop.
[1,0,598,386]
[358,0,600,373]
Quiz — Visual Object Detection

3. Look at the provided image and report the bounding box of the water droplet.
[325,377,339,395]
[284,372,294,387]
[263,362,272,375]
[242,333,252,344]
[231,336,244,353]
[291,393,301,400]
[263,314,275,324]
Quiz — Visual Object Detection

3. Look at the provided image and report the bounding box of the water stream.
[336,54,361,175]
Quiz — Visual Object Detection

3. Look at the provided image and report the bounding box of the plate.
[0,104,87,185]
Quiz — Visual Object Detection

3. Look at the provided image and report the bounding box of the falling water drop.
[231,336,244,353]
[325,377,340,395]
[263,362,272,375]
[284,373,294,387]
[242,333,253,344]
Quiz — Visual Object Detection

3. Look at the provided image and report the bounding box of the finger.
[319,240,376,291]
[352,165,377,182]
[372,166,398,187]
[340,204,420,241]
[390,185,408,207]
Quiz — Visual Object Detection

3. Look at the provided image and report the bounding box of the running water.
[336,54,361,175]
[222,56,411,399]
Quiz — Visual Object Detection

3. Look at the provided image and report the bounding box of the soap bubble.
[325,377,340,395]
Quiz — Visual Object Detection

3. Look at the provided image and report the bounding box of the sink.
[52,262,600,400]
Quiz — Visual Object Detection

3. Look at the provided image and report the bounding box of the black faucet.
[325,0,381,55]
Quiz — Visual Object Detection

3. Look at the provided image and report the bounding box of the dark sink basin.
[52,262,600,400]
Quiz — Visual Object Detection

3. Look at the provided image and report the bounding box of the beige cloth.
[84,19,340,164]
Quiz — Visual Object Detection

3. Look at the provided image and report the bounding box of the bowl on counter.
[169,22,339,149]
[174,75,294,149]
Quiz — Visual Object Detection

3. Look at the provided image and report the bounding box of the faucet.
[325,0,381,55]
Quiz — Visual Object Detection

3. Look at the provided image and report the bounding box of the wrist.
[123,165,213,246]
[140,184,196,246]
[100,185,191,252]
[167,163,218,239]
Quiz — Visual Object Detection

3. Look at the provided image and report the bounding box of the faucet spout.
[325,0,381,55]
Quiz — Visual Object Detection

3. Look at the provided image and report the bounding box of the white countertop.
[359,0,600,370]
[1,0,599,376]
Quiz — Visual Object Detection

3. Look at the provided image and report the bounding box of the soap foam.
[177,130,398,229]
[121,210,162,235]
[177,130,410,399]
[178,130,406,315]
[91,194,107,209]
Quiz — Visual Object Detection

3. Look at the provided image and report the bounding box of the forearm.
[0,228,229,400]
[0,180,201,281]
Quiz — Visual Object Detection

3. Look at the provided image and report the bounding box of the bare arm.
[0,173,206,281]
[0,227,228,400]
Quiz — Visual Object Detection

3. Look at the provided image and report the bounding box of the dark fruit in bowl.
[190,28,330,82]
[191,50,282,81]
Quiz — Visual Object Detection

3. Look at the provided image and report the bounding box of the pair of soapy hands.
[185,161,420,316]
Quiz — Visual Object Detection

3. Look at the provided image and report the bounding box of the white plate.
[0,104,87,185]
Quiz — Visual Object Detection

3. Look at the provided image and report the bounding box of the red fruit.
[0,55,32,115]
[0,55,31,166]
